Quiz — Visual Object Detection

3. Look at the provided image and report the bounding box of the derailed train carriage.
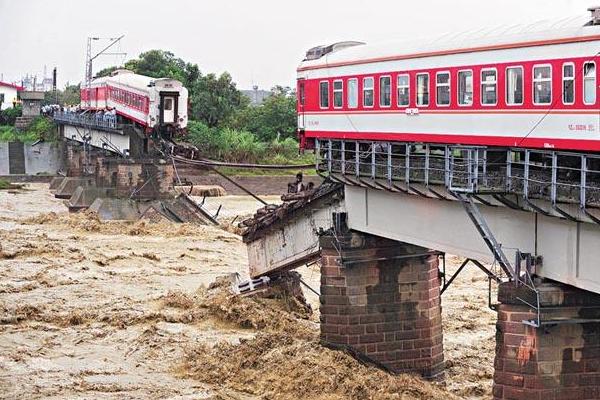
[297,8,600,219]
[80,69,188,136]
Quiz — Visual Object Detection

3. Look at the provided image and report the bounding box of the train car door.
[297,78,306,130]
[297,79,307,149]
[159,93,179,124]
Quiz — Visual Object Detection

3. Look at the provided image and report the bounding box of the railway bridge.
[244,139,600,398]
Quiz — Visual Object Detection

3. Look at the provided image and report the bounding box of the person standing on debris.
[295,172,305,193]
[287,172,307,194]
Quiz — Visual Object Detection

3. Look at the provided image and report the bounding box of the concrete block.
[88,198,145,221]
[67,186,113,211]
[49,177,66,191]
[54,177,94,199]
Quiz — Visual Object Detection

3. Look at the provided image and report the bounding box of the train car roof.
[298,14,600,72]
[91,70,183,91]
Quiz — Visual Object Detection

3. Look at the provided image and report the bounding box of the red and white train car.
[80,70,188,132]
[297,13,600,152]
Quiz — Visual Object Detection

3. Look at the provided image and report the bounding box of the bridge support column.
[493,281,600,399]
[65,144,83,177]
[319,220,444,379]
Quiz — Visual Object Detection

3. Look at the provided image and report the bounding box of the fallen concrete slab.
[49,176,66,192]
[67,186,113,212]
[85,194,218,225]
[88,197,145,221]
[162,193,219,225]
[241,182,344,278]
[54,177,94,199]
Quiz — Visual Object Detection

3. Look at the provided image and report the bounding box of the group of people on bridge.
[94,108,117,128]
[53,106,119,130]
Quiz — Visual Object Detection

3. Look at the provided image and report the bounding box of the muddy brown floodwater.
[0,183,496,399]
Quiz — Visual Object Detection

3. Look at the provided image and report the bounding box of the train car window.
[458,70,473,106]
[436,72,450,106]
[379,76,391,107]
[333,80,343,108]
[506,67,523,105]
[562,63,575,105]
[533,65,552,105]
[481,69,497,105]
[319,81,329,108]
[164,98,173,110]
[348,78,358,108]
[584,62,596,105]
[416,73,429,106]
[363,77,374,107]
[298,82,305,106]
[397,74,409,106]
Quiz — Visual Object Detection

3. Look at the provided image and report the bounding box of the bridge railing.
[317,139,506,193]
[53,111,122,132]
[316,138,600,222]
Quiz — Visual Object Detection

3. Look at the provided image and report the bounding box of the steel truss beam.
[316,138,600,225]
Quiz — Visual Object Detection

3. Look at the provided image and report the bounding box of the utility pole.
[53,67,58,104]
[84,35,126,106]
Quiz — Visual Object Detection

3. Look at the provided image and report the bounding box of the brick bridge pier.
[318,214,600,397]
[319,215,444,379]
[493,282,600,399]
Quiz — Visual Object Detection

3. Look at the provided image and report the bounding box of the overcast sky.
[0,0,591,90]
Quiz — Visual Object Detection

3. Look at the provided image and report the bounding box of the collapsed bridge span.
[241,182,344,278]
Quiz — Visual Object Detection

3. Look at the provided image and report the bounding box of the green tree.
[95,66,118,78]
[62,84,81,105]
[190,72,248,127]
[117,50,199,89]
[228,86,297,141]
[44,84,81,106]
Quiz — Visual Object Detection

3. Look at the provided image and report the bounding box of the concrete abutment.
[318,221,444,379]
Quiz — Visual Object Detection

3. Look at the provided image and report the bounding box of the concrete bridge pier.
[493,281,600,399]
[50,142,99,199]
[318,215,444,379]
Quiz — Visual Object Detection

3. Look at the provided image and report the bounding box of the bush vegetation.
[0,117,56,143]
[187,121,312,166]
[0,105,22,125]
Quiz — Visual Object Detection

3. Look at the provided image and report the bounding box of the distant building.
[21,66,54,92]
[241,88,272,105]
[21,74,53,92]
[0,81,23,110]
